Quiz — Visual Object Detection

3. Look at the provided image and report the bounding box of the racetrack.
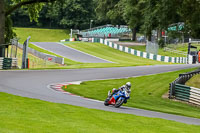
[0,64,200,125]
[31,42,112,63]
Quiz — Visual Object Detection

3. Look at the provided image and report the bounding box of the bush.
[158,38,165,48]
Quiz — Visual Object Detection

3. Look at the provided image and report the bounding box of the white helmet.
[126,82,131,89]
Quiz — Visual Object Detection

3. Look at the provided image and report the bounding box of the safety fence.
[17,43,64,65]
[169,69,200,106]
[92,38,187,63]
[0,57,18,69]
[164,47,187,57]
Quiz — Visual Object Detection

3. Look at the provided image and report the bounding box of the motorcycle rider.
[109,82,131,97]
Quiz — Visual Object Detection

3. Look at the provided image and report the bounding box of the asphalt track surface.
[0,64,200,125]
[31,42,112,63]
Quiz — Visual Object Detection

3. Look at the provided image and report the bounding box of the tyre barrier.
[169,68,200,105]
[0,58,18,69]
[175,84,200,106]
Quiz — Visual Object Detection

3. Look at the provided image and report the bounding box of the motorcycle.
[104,89,130,108]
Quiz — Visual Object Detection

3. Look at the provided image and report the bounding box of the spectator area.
[80,25,131,38]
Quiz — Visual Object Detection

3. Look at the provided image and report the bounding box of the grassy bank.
[128,45,183,57]
[14,27,70,43]
[128,43,200,57]
[14,27,177,69]
[14,27,79,65]
[16,47,61,69]
[63,68,200,118]
[1,92,200,133]
[27,43,79,65]
[63,42,168,66]
[186,74,200,88]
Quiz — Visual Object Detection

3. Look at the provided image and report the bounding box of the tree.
[142,0,200,41]
[123,0,146,41]
[0,0,55,57]
[56,0,95,29]
[179,0,200,38]
[96,0,121,24]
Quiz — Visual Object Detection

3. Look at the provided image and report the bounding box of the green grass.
[14,27,169,69]
[14,27,70,43]
[1,92,200,133]
[63,68,200,118]
[167,43,200,52]
[128,45,186,57]
[63,42,168,66]
[14,27,79,66]
[186,74,200,88]
[16,47,61,69]
[129,43,200,57]
[28,43,79,65]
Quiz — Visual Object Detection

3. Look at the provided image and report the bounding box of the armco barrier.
[0,58,18,70]
[169,68,200,106]
[17,43,64,65]
[93,38,188,64]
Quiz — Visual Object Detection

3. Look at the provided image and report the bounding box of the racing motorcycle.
[104,89,130,108]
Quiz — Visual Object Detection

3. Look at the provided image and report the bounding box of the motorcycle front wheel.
[115,98,125,108]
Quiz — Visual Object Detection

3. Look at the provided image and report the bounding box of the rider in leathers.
[110,82,131,97]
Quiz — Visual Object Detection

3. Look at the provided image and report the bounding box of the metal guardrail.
[191,39,200,43]
[169,68,200,99]
[17,43,64,65]
[164,47,187,56]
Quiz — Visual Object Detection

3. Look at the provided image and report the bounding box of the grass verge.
[16,47,61,69]
[28,43,79,65]
[128,43,200,57]
[186,74,200,88]
[63,68,200,118]
[14,27,79,65]
[14,27,70,43]
[128,45,184,57]
[63,42,169,66]
[0,92,200,133]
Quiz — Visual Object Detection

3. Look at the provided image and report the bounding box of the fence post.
[169,83,173,99]
[22,36,31,69]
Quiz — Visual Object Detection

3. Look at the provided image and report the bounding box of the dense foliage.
[0,0,200,57]
[7,0,200,38]
[11,0,95,29]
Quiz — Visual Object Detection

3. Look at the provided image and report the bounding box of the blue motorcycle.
[104,89,130,108]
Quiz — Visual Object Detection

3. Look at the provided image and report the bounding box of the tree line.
[0,0,200,57]
[96,0,200,41]
[11,0,95,29]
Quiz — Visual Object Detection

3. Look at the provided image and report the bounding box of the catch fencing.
[191,39,200,44]
[169,69,200,105]
[146,41,159,55]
